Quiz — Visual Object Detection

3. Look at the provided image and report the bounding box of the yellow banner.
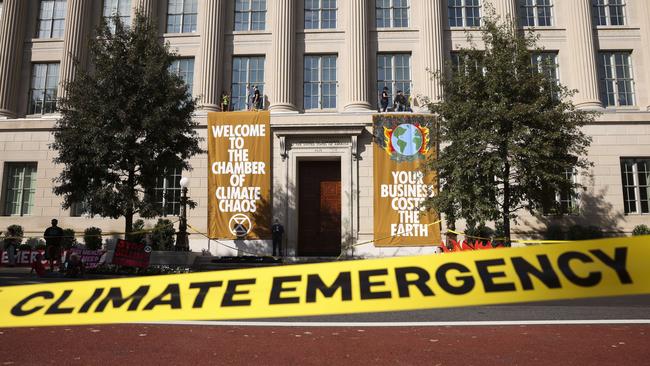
[208,111,271,239]
[1,237,649,328]
[373,114,441,246]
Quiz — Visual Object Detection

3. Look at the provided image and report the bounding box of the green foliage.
[24,237,45,250]
[62,228,77,249]
[51,12,202,235]
[130,219,147,243]
[426,14,596,242]
[464,223,495,240]
[632,224,650,236]
[150,219,176,251]
[3,225,24,248]
[566,225,604,241]
[84,227,103,250]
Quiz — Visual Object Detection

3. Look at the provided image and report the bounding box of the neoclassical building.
[0,0,649,257]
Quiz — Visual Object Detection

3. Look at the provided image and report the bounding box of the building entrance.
[297,160,341,256]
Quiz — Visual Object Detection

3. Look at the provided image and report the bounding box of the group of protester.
[380,87,413,112]
[219,84,263,112]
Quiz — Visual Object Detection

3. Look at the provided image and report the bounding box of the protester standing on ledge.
[44,219,64,272]
[380,86,389,112]
[272,218,284,257]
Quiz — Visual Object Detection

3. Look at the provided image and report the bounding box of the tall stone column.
[58,0,92,100]
[567,0,602,109]
[641,0,650,110]
[344,0,372,111]
[0,0,27,118]
[421,0,445,103]
[198,0,224,111]
[269,0,297,112]
[132,0,157,20]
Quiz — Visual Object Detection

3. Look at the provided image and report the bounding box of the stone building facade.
[0,0,649,257]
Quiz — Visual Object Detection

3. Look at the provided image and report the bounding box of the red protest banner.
[111,240,151,268]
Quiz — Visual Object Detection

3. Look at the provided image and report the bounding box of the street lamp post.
[176,176,190,251]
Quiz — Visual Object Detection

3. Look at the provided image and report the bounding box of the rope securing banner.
[1,236,649,328]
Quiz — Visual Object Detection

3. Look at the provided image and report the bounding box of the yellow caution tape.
[1,236,649,328]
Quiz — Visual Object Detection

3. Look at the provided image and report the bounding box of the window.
[531,52,559,82]
[593,0,625,26]
[520,0,552,27]
[448,0,481,28]
[599,52,634,107]
[557,169,578,214]
[3,163,37,216]
[154,168,182,216]
[231,56,265,111]
[305,0,336,29]
[37,0,67,39]
[621,158,650,214]
[166,0,197,33]
[169,58,195,94]
[103,0,131,31]
[304,55,337,109]
[234,0,266,31]
[28,63,59,115]
[70,201,91,217]
[377,54,411,106]
[376,0,409,28]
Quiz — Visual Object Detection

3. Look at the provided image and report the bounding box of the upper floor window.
[376,0,409,28]
[155,167,183,216]
[37,0,67,39]
[166,0,198,33]
[231,56,265,111]
[305,0,336,29]
[448,0,481,28]
[28,62,59,115]
[621,158,650,214]
[304,55,337,109]
[169,58,195,94]
[593,0,625,26]
[377,53,411,111]
[103,0,132,31]
[3,163,38,216]
[531,52,559,82]
[599,52,634,107]
[520,0,552,27]
[234,0,266,31]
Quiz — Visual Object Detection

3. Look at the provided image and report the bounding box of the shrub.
[150,219,176,251]
[62,228,77,249]
[84,227,103,250]
[632,224,650,236]
[3,224,24,249]
[544,224,565,240]
[566,225,604,240]
[24,237,45,250]
[129,219,147,244]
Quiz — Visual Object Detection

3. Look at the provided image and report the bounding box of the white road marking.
[143,319,650,327]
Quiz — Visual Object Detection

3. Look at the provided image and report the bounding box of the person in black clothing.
[380,86,389,112]
[44,219,64,272]
[271,219,284,257]
[253,86,262,110]
[393,90,407,112]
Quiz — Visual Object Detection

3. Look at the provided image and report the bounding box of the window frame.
[598,51,635,107]
[154,167,183,217]
[304,0,337,30]
[376,53,412,108]
[28,62,60,115]
[621,158,650,215]
[303,54,338,110]
[166,0,198,34]
[520,0,553,27]
[36,0,67,39]
[230,56,266,111]
[103,0,132,31]
[375,0,410,29]
[169,57,195,95]
[2,163,38,217]
[593,0,626,26]
[448,0,482,28]
[234,0,267,32]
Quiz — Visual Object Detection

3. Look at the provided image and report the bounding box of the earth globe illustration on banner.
[390,123,423,157]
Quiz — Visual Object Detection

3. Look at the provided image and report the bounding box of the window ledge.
[602,106,641,113]
[595,25,639,30]
[30,38,64,43]
[521,26,566,31]
[24,113,61,119]
[231,30,269,35]
[301,28,342,34]
[163,32,199,38]
[374,27,414,32]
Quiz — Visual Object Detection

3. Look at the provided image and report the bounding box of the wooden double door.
[297,160,341,256]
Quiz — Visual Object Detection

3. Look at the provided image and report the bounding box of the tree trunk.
[502,160,511,246]
[125,169,135,241]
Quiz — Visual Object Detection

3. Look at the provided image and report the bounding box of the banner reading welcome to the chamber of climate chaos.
[373,114,440,246]
[208,111,271,239]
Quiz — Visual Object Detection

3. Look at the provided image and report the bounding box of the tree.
[425,15,597,243]
[52,13,202,237]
